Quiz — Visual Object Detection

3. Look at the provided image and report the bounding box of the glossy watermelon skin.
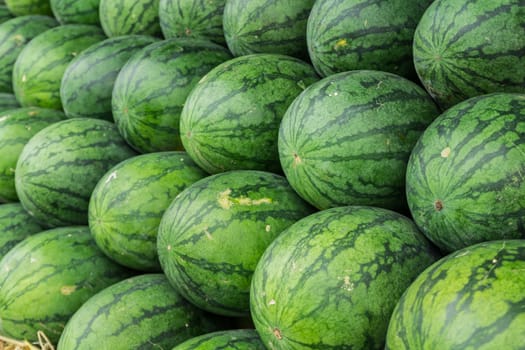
[306,0,433,79]
[89,151,208,271]
[157,170,315,316]
[0,226,133,344]
[250,206,439,350]
[413,0,525,109]
[0,107,66,202]
[223,0,315,59]
[99,0,161,37]
[58,274,225,350]
[15,118,137,228]
[4,0,52,16]
[406,93,525,253]
[50,0,101,25]
[386,239,525,350]
[60,35,159,121]
[0,93,19,112]
[159,0,226,45]
[180,54,319,174]
[278,70,439,212]
[112,38,232,153]
[0,203,43,258]
[12,24,105,110]
[172,329,266,350]
[0,15,58,93]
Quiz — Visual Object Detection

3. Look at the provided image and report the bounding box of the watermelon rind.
[4,0,52,16]
[386,239,525,350]
[0,6,13,26]
[0,202,43,259]
[172,329,266,350]
[0,93,19,113]
[250,205,439,350]
[99,0,161,38]
[50,0,101,25]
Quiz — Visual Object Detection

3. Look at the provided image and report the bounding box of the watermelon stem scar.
[273,328,283,340]
[434,200,443,211]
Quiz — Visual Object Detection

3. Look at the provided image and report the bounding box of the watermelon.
[60,35,159,121]
[12,24,106,110]
[112,38,232,153]
[99,0,161,37]
[223,0,315,59]
[4,0,52,16]
[89,151,208,272]
[159,0,226,45]
[0,107,66,203]
[157,170,315,316]
[386,239,525,350]
[50,0,101,25]
[278,70,439,212]
[306,0,433,79]
[172,329,266,350]
[0,203,43,258]
[0,15,59,94]
[406,93,525,253]
[0,5,13,24]
[58,274,226,350]
[0,93,19,112]
[180,54,319,174]
[413,0,525,109]
[15,118,137,228]
[250,206,439,350]
[0,226,133,344]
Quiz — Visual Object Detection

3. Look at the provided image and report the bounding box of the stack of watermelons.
[0,0,523,349]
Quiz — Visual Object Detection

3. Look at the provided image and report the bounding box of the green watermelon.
[159,0,226,44]
[58,274,226,350]
[89,151,208,272]
[0,15,59,94]
[223,0,315,58]
[4,0,52,16]
[0,107,66,203]
[0,93,19,112]
[0,226,133,344]
[60,35,159,121]
[0,203,43,258]
[157,170,315,316]
[50,0,101,25]
[413,0,525,109]
[172,329,266,350]
[12,24,105,110]
[0,5,13,24]
[15,118,137,228]
[112,38,232,153]
[250,206,439,350]
[99,0,161,37]
[406,93,525,253]
[306,0,433,79]
[278,70,439,212]
[180,54,319,174]
[386,239,525,350]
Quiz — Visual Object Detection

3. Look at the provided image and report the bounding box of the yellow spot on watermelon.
[60,285,77,296]
[218,188,273,209]
[441,147,451,158]
[334,38,348,50]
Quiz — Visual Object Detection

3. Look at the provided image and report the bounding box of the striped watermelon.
[89,151,208,272]
[99,0,161,37]
[60,35,159,121]
[406,93,525,253]
[0,226,133,343]
[0,5,12,24]
[250,206,439,350]
[306,0,433,79]
[4,0,52,16]
[278,70,439,212]
[386,239,525,350]
[12,24,105,110]
[0,15,58,93]
[58,274,226,350]
[15,118,137,228]
[223,0,315,58]
[0,203,43,258]
[157,170,315,316]
[0,107,65,203]
[173,329,266,350]
[112,38,232,153]
[159,0,226,45]
[180,54,319,174]
[50,0,101,25]
[0,93,19,112]
[413,0,525,109]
